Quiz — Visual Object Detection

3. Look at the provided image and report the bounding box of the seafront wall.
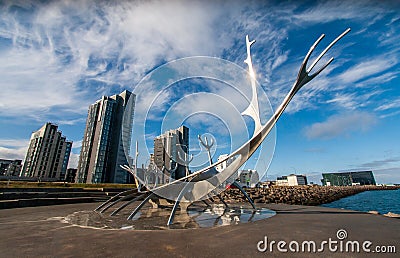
[221,185,399,206]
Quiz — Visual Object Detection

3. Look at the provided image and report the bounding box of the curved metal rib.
[202,199,210,207]
[167,179,194,226]
[94,189,136,212]
[307,28,351,73]
[232,181,255,210]
[216,194,229,209]
[213,208,229,227]
[100,191,143,213]
[111,192,149,216]
[127,192,155,220]
[248,210,257,222]
[295,28,351,91]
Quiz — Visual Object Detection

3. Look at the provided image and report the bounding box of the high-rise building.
[0,159,22,176]
[21,123,72,180]
[76,90,135,184]
[321,171,375,186]
[65,168,77,183]
[154,126,189,180]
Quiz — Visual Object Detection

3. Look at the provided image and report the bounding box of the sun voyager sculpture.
[95,28,351,226]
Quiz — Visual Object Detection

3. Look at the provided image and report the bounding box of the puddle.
[64,203,276,230]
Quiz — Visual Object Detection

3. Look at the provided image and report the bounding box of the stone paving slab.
[0,202,398,257]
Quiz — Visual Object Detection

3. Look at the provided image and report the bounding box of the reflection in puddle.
[64,203,276,230]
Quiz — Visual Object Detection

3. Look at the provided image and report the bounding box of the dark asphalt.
[0,202,398,257]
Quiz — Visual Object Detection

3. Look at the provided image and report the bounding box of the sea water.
[321,189,400,214]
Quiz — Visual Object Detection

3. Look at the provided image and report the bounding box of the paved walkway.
[0,202,398,257]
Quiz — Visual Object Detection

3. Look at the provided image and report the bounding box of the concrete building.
[0,159,22,176]
[76,90,135,184]
[276,174,308,186]
[287,174,307,186]
[236,169,259,188]
[276,176,289,186]
[321,171,376,186]
[154,126,189,180]
[65,168,77,183]
[21,123,72,181]
[215,154,235,172]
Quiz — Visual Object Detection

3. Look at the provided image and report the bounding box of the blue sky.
[0,0,399,184]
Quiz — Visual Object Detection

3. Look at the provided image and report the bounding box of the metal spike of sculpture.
[177,149,193,177]
[163,160,178,181]
[96,28,351,226]
[198,134,214,165]
[197,134,255,210]
[242,35,262,135]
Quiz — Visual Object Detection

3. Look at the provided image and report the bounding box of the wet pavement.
[0,202,399,257]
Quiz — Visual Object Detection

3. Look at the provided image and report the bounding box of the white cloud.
[1,1,399,153]
[338,58,396,84]
[326,93,359,110]
[379,110,400,119]
[356,71,399,88]
[373,167,400,184]
[292,1,387,24]
[0,139,29,160]
[67,152,79,169]
[71,140,82,150]
[375,98,400,111]
[305,112,377,139]
[0,47,86,117]
[0,1,244,121]
[54,118,86,126]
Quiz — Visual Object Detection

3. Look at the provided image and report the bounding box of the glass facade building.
[321,171,376,186]
[76,90,135,184]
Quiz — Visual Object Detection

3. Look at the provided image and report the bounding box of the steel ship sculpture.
[95,28,351,226]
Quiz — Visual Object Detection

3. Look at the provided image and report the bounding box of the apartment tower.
[21,123,72,180]
[76,90,135,184]
[154,125,189,181]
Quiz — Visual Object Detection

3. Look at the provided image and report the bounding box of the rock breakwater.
[220,185,399,206]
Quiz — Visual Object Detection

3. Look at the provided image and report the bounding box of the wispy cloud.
[292,0,389,24]
[326,93,359,110]
[305,112,377,139]
[0,1,244,121]
[1,0,397,123]
[375,98,400,111]
[55,118,87,126]
[357,156,400,169]
[379,110,400,119]
[355,71,399,88]
[338,57,396,84]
